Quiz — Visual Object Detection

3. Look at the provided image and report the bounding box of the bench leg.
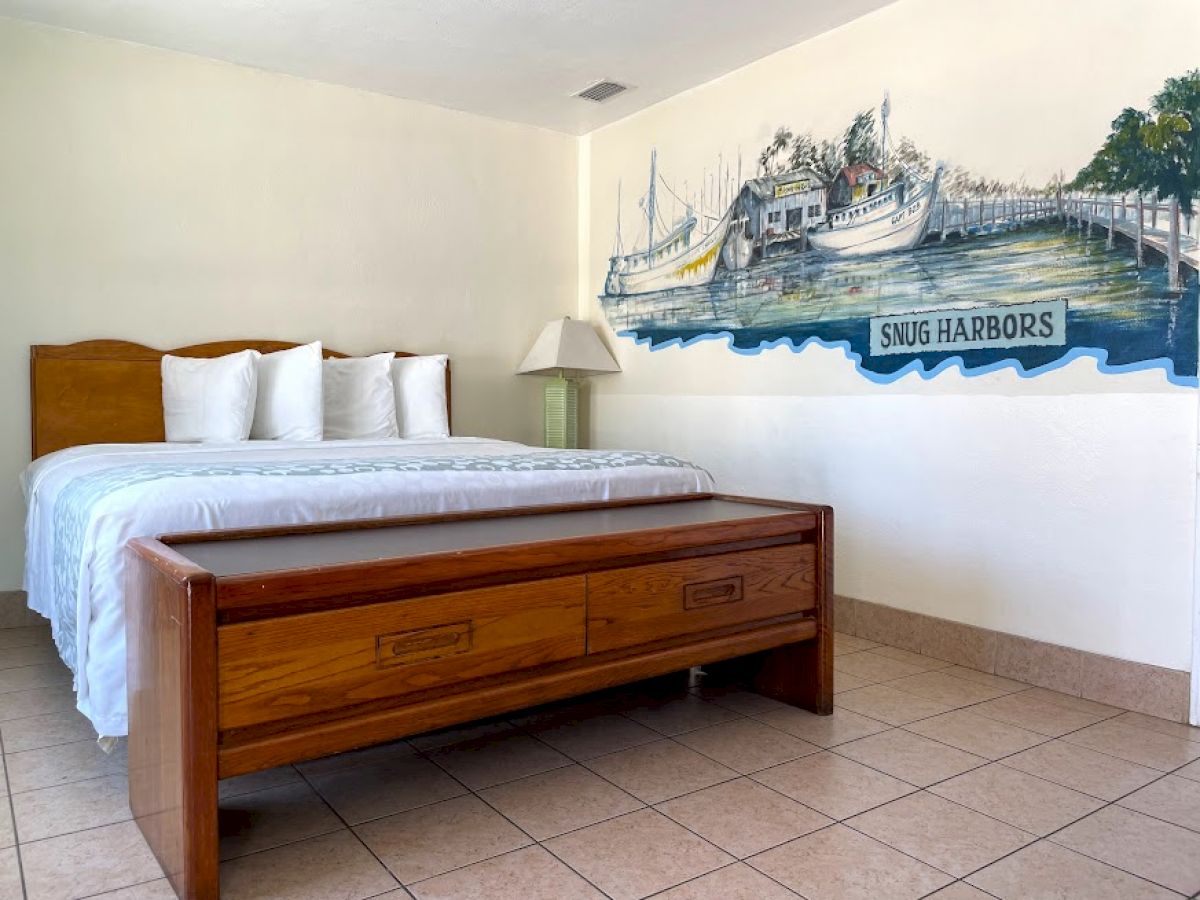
[127,552,220,899]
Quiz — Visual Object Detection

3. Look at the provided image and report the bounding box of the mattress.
[21,437,713,736]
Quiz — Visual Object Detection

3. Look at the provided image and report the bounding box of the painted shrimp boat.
[604,149,733,297]
[808,165,943,256]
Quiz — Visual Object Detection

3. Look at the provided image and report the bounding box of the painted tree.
[758,127,794,175]
[1072,69,1199,213]
[842,110,880,168]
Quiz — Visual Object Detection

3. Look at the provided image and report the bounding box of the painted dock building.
[829,163,886,208]
[735,167,828,253]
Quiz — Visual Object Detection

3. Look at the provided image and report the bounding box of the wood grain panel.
[30,339,451,458]
[587,544,816,653]
[217,576,586,730]
[218,617,817,777]
[126,540,219,899]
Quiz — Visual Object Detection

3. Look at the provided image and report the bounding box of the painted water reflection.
[601,226,1198,382]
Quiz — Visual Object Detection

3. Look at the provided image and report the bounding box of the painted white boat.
[721,215,754,270]
[808,165,943,256]
[605,210,730,295]
[604,148,737,296]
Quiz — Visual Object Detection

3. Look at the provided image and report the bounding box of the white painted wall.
[581,0,1200,670]
[0,18,578,589]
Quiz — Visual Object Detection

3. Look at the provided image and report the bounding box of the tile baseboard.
[0,590,46,628]
[835,595,1190,722]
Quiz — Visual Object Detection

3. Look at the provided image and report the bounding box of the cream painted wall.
[0,18,578,589]
[581,0,1200,670]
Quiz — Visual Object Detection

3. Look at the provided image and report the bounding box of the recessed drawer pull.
[683,576,744,610]
[376,621,473,668]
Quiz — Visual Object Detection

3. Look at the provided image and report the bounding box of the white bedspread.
[21,437,713,736]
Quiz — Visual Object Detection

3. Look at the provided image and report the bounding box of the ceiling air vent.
[576,80,628,103]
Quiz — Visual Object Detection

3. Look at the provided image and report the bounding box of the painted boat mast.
[880,91,890,185]
[646,149,657,266]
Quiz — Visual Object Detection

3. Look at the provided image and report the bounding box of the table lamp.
[517,317,621,449]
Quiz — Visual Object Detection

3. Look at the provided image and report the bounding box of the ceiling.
[0,0,895,134]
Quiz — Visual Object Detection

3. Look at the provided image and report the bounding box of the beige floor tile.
[835,684,956,726]
[833,672,873,693]
[1114,711,1200,743]
[218,765,303,800]
[87,880,179,899]
[1,708,97,753]
[0,663,72,694]
[929,763,1103,835]
[674,719,820,774]
[6,738,127,792]
[218,780,344,860]
[970,692,1117,737]
[0,626,52,650]
[523,712,660,761]
[13,772,131,841]
[924,883,994,899]
[886,671,1010,707]
[1051,805,1200,895]
[834,634,881,655]
[968,840,1177,900]
[0,802,12,849]
[939,667,1029,693]
[1020,687,1123,718]
[753,706,890,748]
[355,794,531,884]
[847,791,1032,877]
[22,819,164,900]
[0,643,61,671]
[655,862,799,899]
[750,751,916,820]
[0,847,22,899]
[220,829,399,900]
[903,710,1047,760]
[868,646,955,671]
[1177,758,1200,782]
[294,739,415,777]
[749,824,953,900]
[834,652,927,684]
[410,845,604,899]
[310,753,465,824]
[834,729,986,787]
[1118,774,1200,832]
[1060,720,1200,771]
[478,764,641,839]
[657,777,831,858]
[583,739,737,804]
[427,731,570,790]
[544,808,732,900]
[620,694,742,736]
[0,683,76,723]
[1001,739,1160,800]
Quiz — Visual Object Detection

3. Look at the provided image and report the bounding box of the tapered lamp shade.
[517,318,620,449]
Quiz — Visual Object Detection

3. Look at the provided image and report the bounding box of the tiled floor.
[1,624,1199,899]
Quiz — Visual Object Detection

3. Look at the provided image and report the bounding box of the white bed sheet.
[21,437,713,736]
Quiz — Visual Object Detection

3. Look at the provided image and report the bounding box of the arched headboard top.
[30,340,451,458]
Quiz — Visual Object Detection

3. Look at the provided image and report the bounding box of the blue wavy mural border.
[617,329,1198,387]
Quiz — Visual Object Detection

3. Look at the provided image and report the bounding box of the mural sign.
[599,73,1200,385]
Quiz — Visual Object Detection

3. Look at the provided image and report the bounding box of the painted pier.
[927,192,1199,291]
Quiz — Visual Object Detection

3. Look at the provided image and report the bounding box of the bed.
[22,340,714,736]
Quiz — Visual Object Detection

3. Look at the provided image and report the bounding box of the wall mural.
[599,72,1200,385]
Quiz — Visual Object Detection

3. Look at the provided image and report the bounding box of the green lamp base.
[543,374,579,449]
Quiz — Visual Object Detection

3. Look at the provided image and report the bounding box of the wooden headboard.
[30,340,452,459]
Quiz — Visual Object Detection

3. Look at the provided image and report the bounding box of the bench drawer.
[217,576,586,730]
[586,544,815,653]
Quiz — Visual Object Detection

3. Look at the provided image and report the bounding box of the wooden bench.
[126,494,833,898]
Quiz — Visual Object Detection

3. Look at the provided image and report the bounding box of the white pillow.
[323,353,399,440]
[161,350,258,443]
[391,355,450,438]
[251,342,324,441]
